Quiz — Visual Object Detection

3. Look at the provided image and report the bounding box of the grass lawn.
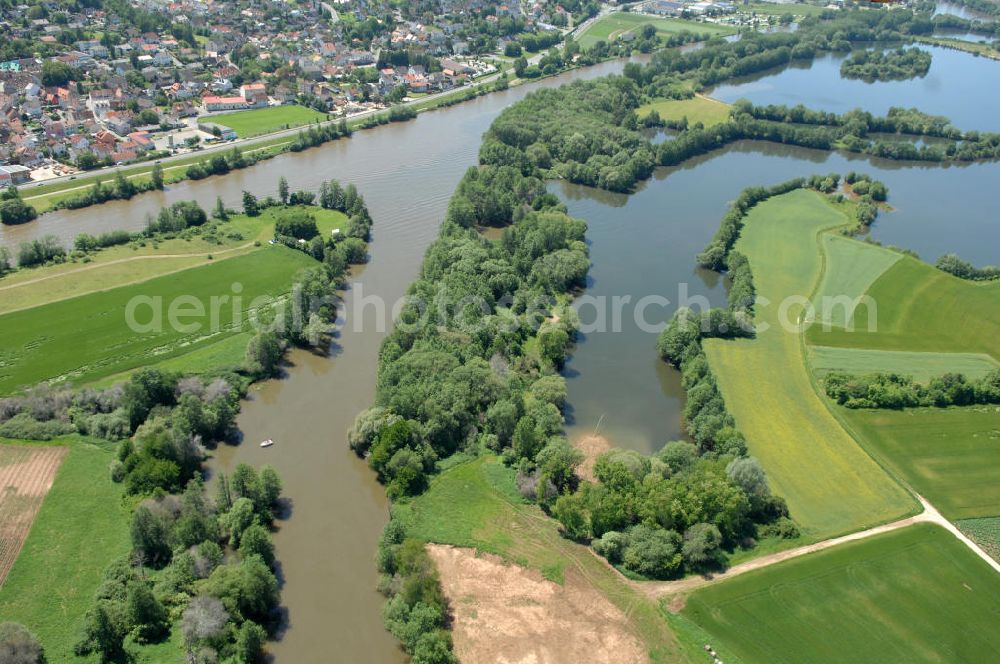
[577,13,734,49]
[808,346,998,382]
[0,437,131,663]
[839,406,1000,520]
[637,96,732,128]
[682,523,1000,664]
[957,516,1000,563]
[399,455,689,664]
[0,206,346,316]
[704,190,915,539]
[0,246,317,395]
[807,256,1000,359]
[210,105,330,138]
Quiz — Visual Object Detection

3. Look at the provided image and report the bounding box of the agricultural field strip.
[0,242,255,311]
[704,190,915,538]
[0,247,314,393]
[0,445,68,585]
[637,495,1000,599]
[679,523,1000,664]
[810,233,901,327]
[807,346,999,381]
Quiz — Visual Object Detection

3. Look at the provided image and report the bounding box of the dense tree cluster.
[144,200,207,233]
[936,253,1000,281]
[76,465,282,663]
[0,186,38,225]
[74,230,133,253]
[840,47,932,82]
[481,76,655,192]
[350,163,588,497]
[553,443,794,578]
[375,522,456,664]
[825,369,1000,409]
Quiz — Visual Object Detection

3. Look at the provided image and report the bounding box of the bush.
[274,210,319,240]
[0,622,45,664]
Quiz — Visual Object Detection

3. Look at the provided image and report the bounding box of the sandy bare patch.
[0,445,68,585]
[427,544,648,664]
[573,434,611,483]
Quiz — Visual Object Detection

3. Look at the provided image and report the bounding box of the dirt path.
[573,433,611,483]
[641,495,1000,605]
[0,241,255,294]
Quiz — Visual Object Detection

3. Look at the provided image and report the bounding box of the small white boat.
[260,439,275,448]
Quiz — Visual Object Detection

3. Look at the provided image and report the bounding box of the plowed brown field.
[0,445,68,585]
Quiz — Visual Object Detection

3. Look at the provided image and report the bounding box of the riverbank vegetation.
[682,524,1000,664]
[840,46,932,81]
[0,181,377,661]
[936,252,1000,280]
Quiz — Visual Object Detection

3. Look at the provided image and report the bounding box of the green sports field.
[704,190,915,538]
[211,105,329,138]
[576,13,735,49]
[0,246,317,394]
[807,256,1000,359]
[0,438,131,663]
[840,406,1000,520]
[682,523,1000,664]
[807,346,998,382]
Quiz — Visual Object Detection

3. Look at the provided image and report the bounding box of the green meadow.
[0,246,317,394]
[637,96,732,128]
[398,455,688,664]
[807,257,1000,359]
[0,437,131,663]
[576,13,734,49]
[840,406,1000,520]
[210,105,329,138]
[704,190,915,539]
[682,523,1000,664]
[807,346,998,382]
[811,234,900,328]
